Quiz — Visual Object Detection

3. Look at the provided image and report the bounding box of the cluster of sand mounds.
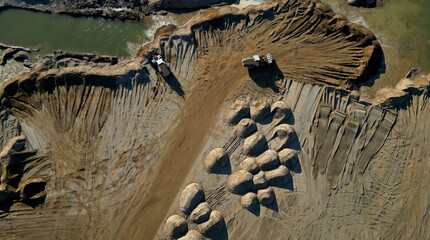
[169,72,429,239]
[199,98,299,222]
[222,99,299,210]
[164,183,225,239]
[196,96,300,229]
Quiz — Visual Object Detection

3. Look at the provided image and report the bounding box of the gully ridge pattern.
[163,98,299,239]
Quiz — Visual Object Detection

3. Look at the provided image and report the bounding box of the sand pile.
[226,170,253,194]
[240,192,258,211]
[235,118,257,137]
[178,230,204,240]
[250,99,270,122]
[225,99,250,124]
[179,183,205,214]
[252,171,268,190]
[164,215,188,238]
[243,132,267,155]
[255,149,280,171]
[164,183,225,239]
[203,148,229,173]
[238,157,259,174]
[190,202,211,223]
[271,100,292,122]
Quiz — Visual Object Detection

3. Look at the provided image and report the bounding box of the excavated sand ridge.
[0,0,428,239]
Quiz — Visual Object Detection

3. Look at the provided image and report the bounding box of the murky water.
[0,9,149,56]
[321,0,430,95]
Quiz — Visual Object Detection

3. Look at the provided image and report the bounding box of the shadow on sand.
[248,60,284,93]
[145,49,185,98]
[162,72,185,98]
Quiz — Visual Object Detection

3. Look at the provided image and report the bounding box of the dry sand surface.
[0,0,428,239]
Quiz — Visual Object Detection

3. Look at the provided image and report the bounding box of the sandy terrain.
[0,0,428,240]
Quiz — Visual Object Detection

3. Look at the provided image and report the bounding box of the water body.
[321,0,430,95]
[0,9,149,56]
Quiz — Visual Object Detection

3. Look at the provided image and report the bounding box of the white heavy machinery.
[150,54,171,77]
[242,53,273,69]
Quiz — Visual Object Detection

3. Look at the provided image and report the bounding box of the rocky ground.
[0,0,236,20]
[0,43,37,66]
[0,0,428,240]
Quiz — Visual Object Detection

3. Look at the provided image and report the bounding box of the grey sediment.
[0,0,237,21]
